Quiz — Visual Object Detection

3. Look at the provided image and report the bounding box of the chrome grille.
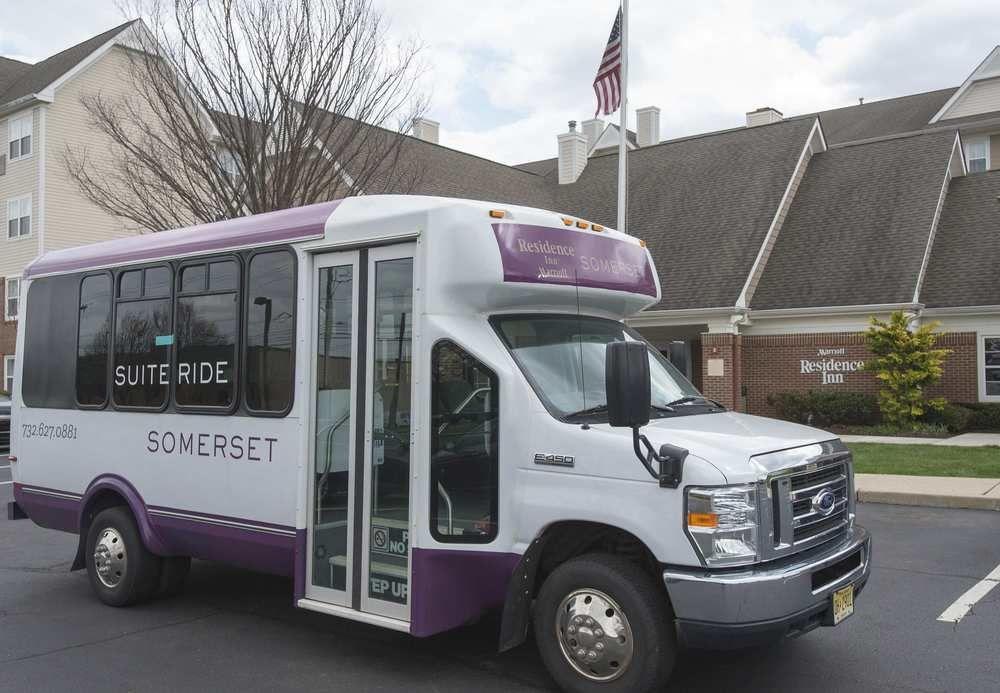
[0,418,9,455]
[756,440,854,561]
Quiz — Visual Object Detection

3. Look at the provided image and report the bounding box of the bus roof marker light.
[489,209,506,219]
[592,224,604,232]
[576,221,589,229]
[562,217,574,226]
[639,239,647,248]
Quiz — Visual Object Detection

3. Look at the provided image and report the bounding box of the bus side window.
[430,341,499,543]
[112,266,172,410]
[244,250,296,415]
[175,259,240,409]
[77,274,112,407]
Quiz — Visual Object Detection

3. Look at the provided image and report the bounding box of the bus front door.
[306,244,415,623]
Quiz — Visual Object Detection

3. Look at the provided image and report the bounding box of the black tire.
[85,507,162,607]
[157,556,191,598]
[533,553,676,693]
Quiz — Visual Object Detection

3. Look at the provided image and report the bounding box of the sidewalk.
[856,474,1000,511]
[841,432,1000,446]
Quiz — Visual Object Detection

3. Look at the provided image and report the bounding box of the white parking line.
[937,563,1000,623]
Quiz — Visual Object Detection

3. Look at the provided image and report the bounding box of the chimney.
[636,106,660,147]
[557,120,588,185]
[412,117,440,144]
[581,118,604,152]
[745,107,783,127]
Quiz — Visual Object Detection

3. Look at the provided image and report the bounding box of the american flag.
[593,8,623,116]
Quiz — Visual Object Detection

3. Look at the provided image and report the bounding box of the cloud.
[6,0,1000,166]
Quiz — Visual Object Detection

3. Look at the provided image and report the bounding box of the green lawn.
[848,443,1000,478]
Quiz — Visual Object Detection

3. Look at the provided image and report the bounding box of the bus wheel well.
[498,521,663,653]
[71,490,130,571]
[534,521,661,590]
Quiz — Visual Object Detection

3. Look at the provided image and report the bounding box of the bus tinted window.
[245,250,295,413]
[113,266,172,409]
[145,267,171,297]
[77,274,112,406]
[180,265,206,293]
[22,275,80,409]
[119,270,141,299]
[175,259,239,408]
[430,341,498,543]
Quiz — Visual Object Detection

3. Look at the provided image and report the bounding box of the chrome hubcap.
[556,588,634,681]
[93,527,127,588]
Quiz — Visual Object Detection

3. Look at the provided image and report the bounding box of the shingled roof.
[810,88,957,145]
[921,169,1000,309]
[0,20,136,108]
[548,117,818,310]
[752,130,959,310]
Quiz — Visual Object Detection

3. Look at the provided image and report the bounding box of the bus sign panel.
[492,223,657,297]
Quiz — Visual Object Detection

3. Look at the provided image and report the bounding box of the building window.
[4,277,19,320]
[7,195,31,239]
[965,136,989,173]
[175,258,240,409]
[244,250,295,414]
[7,113,31,161]
[3,355,13,394]
[430,340,499,543]
[985,336,1000,399]
[113,266,172,409]
[77,274,112,407]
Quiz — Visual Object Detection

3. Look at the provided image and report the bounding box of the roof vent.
[746,107,783,127]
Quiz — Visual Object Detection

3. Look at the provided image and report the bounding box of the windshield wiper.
[664,396,726,409]
[562,403,609,421]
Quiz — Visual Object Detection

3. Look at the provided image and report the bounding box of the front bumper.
[663,524,871,649]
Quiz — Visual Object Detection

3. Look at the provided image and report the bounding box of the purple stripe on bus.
[147,504,296,533]
[24,199,342,279]
[294,528,307,602]
[491,222,658,297]
[409,547,521,638]
[149,512,295,577]
[13,483,80,533]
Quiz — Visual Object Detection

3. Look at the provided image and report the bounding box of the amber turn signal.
[489,209,505,219]
[687,512,719,528]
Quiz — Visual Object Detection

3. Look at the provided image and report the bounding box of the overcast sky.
[3,1,1000,165]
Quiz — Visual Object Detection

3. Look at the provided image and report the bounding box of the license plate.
[832,584,854,625]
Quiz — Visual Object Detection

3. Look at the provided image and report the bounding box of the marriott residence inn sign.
[801,348,865,385]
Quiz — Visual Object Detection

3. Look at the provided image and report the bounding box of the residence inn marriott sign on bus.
[492,223,657,296]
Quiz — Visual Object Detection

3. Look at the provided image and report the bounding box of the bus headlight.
[685,484,759,567]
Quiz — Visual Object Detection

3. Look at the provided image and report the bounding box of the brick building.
[3,25,1000,412]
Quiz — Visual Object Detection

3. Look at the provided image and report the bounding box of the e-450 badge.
[533,453,574,467]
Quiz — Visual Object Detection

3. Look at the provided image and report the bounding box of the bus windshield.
[492,315,712,423]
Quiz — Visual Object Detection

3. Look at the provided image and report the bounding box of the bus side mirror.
[605,341,650,429]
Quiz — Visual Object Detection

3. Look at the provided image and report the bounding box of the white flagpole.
[617,0,628,234]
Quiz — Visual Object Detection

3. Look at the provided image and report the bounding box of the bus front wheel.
[533,553,676,693]
[85,507,162,607]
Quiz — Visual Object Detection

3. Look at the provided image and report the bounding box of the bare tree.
[66,0,429,231]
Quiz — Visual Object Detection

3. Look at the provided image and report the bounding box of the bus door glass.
[307,243,415,622]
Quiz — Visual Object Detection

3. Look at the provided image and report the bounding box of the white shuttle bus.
[8,196,870,692]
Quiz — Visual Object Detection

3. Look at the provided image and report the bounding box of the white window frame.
[6,113,32,162]
[6,195,32,240]
[4,276,19,321]
[3,355,13,394]
[965,135,989,173]
[982,334,1000,402]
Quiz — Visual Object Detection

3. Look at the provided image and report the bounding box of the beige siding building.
[1,22,142,392]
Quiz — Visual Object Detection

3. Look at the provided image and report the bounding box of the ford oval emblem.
[812,489,838,516]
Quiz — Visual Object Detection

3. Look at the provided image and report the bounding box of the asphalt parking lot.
[1,482,998,692]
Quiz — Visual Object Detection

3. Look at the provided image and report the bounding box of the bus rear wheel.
[85,507,162,607]
[533,553,676,693]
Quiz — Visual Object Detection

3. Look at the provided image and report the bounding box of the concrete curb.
[855,473,1000,512]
